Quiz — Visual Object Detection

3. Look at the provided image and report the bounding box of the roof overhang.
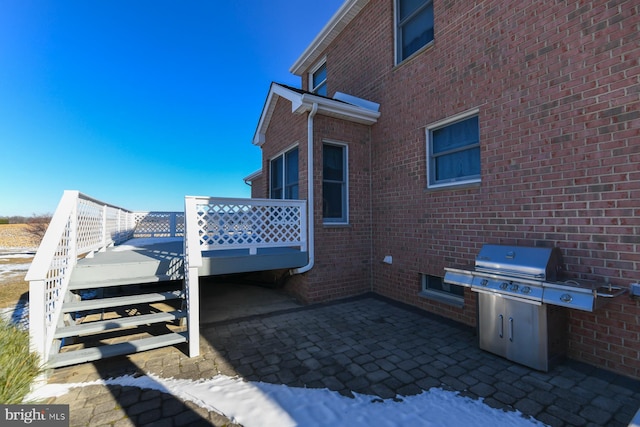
[253,83,380,147]
[290,0,370,76]
[243,169,262,183]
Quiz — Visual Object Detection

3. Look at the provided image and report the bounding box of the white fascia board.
[253,84,304,146]
[300,93,380,125]
[243,169,262,182]
[290,0,370,76]
[253,83,380,147]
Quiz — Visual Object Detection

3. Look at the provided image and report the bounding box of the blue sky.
[0,0,344,216]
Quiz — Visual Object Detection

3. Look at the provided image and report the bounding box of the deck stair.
[27,192,309,370]
[47,247,188,369]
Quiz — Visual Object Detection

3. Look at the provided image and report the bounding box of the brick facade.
[256,98,373,303]
[256,0,640,379]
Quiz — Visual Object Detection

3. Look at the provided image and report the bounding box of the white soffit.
[290,0,370,76]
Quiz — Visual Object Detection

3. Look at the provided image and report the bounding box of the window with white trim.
[427,111,480,188]
[270,147,299,199]
[396,0,434,63]
[309,61,327,96]
[322,142,348,223]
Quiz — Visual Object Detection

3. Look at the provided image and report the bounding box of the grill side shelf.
[443,268,474,287]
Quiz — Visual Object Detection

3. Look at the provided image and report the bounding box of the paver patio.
[44,293,640,427]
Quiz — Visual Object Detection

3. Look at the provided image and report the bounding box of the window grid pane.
[323,144,347,222]
[428,115,480,186]
[285,148,299,199]
[270,148,299,200]
[312,63,327,96]
[270,157,283,199]
[398,0,434,61]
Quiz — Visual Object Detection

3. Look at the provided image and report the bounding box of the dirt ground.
[0,224,38,308]
[0,224,42,248]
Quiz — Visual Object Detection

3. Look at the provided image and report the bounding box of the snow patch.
[29,373,547,427]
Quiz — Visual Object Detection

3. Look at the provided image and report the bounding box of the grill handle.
[475,267,546,280]
[498,314,503,338]
[509,317,514,342]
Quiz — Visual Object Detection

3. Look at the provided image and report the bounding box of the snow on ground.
[0,299,29,329]
[30,373,547,427]
[0,250,33,328]
[0,261,31,277]
[0,250,34,277]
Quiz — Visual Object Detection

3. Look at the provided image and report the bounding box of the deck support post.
[29,279,46,362]
[186,266,200,357]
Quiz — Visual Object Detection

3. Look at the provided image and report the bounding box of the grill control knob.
[521,286,531,294]
[509,284,519,292]
[480,279,489,286]
[560,293,573,303]
[500,282,509,290]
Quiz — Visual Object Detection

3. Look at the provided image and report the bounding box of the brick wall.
[249,174,263,199]
[295,0,640,378]
[259,97,373,303]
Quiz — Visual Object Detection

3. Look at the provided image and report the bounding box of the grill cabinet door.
[478,293,507,359]
[477,293,548,371]
[503,298,547,371]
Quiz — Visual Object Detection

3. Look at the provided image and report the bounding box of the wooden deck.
[70,237,308,287]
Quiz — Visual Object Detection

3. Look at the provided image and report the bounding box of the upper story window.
[309,61,327,96]
[322,142,348,223]
[427,110,480,188]
[270,147,299,199]
[396,0,434,63]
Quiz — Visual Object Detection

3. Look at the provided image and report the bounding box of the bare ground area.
[0,224,39,308]
[0,224,41,248]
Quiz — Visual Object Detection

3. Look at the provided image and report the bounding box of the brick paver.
[44,295,640,426]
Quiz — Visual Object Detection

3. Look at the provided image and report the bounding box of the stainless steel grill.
[444,244,626,371]
[444,244,625,311]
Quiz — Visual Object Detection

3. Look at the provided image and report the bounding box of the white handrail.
[25,190,136,361]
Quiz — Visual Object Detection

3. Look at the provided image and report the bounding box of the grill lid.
[474,245,563,281]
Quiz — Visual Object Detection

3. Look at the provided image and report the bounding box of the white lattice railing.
[25,191,137,362]
[182,196,308,356]
[133,212,185,238]
[187,196,308,254]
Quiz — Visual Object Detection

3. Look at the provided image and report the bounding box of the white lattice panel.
[134,212,184,237]
[75,198,104,254]
[105,208,135,244]
[43,217,73,329]
[192,198,306,251]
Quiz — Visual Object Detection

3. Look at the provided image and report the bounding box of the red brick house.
[248,0,640,379]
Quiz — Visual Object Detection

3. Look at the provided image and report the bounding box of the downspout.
[291,102,318,275]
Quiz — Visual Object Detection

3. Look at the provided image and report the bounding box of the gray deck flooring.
[71,237,307,283]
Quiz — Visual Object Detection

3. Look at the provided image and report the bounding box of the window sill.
[418,290,464,308]
[426,180,481,192]
[394,40,435,70]
[323,222,351,228]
